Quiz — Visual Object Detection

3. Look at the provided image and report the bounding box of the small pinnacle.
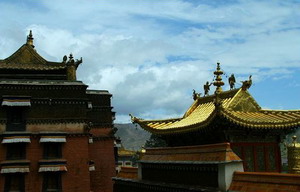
[26,30,34,48]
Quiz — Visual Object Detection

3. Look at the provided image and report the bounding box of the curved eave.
[133,111,217,135]
[221,109,300,130]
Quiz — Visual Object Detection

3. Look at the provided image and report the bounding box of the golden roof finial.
[213,62,224,94]
[26,30,34,48]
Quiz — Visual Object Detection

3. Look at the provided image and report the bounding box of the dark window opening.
[6,143,26,160]
[43,143,62,159]
[4,174,25,192]
[6,107,26,131]
[43,173,62,192]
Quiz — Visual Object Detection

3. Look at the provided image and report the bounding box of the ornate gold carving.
[287,136,300,174]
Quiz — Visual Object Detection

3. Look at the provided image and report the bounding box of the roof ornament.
[192,89,201,100]
[129,114,138,123]
[203,81,212,97]
[228,74,236,90]
[62,55,68,63]
[213,62,224,94]
[66,53,83,81]
[241,75,252,90]
[26,30,34,48]
[69,53,74,61]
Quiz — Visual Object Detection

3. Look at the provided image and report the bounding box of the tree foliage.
[144,134,167,148]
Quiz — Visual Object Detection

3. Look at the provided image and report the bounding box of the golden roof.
[132,88,300,135]
[0,44,66,71]
[118,147,136,157]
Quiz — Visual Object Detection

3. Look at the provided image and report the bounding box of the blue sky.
[0,0,299,123]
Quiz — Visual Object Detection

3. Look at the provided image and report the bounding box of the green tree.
[144,134,167,148]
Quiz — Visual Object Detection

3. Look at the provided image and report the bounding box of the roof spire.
[213,62,224,94]
[26,30,34,48]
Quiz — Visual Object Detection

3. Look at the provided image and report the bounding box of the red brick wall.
[89,128,116,192]
[63,135,90,192]
[0,132,116,192]
[0,135,91,191]
[26,136,43,191]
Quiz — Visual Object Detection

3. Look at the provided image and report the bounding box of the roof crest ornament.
[192,89,201,100]
[241,75,252,90]
[213,62,224,94]
[228,74,236,90]
[203,81,212,97]
[65,53,83,81]
[26,30,34,48]
[212,62,224,109]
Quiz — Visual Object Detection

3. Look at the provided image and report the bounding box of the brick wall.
[26,136,43,191]
[89,133,116,192]
[63,135,90,192]
[0,135,91,191]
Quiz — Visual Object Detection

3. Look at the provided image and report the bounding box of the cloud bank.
[0,0,299,123]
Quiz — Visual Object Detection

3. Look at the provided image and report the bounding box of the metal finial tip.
[29,30,33,37]
[69,53,73,59]
[26,30,34,48]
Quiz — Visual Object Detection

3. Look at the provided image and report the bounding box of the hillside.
[114,123,151,150]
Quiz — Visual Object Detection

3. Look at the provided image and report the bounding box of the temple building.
[131,63,300,173]
[0,31,116,192]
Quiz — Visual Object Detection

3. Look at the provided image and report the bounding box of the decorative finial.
[26,30,34,48]
[241,75,252,90]
[69,53,73,60]
[213,62,224,94]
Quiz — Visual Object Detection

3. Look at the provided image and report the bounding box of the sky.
[0,0,299,123]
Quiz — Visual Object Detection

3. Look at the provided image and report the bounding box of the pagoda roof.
[131,88,300,135]
[0,44,66,71]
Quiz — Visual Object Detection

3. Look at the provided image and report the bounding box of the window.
[6,143,26,160]
[43,143,62,159]
[125,161,132,166]
[6,107,26,131]
[43,173,62,192]
[4,174,25,192]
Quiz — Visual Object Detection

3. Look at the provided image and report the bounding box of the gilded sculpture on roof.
[192,89,201,100]
[228,74,236,90]
[241,75,252,90]
[203,81,212,96]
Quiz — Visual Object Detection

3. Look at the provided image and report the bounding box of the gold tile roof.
[132,88,300,134]
[0,44,66,71]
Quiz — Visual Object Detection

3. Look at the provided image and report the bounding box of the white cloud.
[0,0,299,122]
